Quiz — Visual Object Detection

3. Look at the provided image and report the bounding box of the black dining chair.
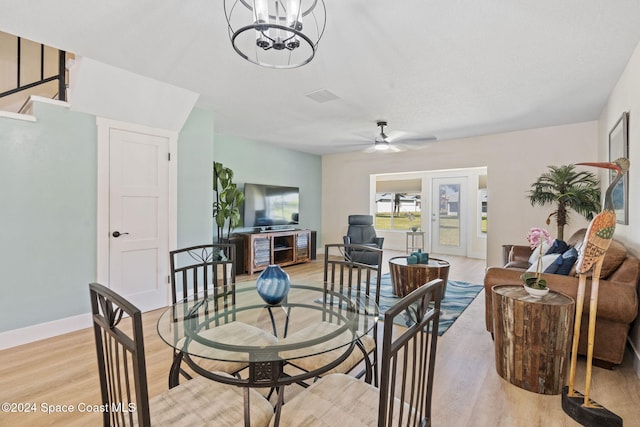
[272,278,444,427]
[89,282,274,427]
[284,243,383,386]
[168,243,277,387]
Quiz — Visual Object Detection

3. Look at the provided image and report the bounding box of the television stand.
[259,226,296,233]
[240,229,312,275]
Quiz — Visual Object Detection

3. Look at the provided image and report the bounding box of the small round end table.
[388,256,450,297]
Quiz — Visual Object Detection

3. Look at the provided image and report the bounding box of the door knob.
[112,231,129,238]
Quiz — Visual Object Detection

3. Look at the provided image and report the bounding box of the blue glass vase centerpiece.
[256,265,291,305]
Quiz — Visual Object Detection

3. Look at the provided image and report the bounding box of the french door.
[431,177,467,256]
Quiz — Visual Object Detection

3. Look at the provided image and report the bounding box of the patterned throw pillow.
[556,247,578,275]
[527,254,562,274]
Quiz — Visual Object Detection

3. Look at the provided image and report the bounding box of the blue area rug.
[377,273,483,335]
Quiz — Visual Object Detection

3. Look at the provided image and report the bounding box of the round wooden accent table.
[388,256,450,297]
[492,285,575,395]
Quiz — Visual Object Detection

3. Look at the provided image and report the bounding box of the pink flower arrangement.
[526,227,552,250]
[522,227,552,289]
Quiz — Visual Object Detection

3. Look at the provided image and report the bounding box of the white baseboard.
[0,313,92,351]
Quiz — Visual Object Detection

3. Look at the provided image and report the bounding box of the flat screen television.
[243,183,300,230]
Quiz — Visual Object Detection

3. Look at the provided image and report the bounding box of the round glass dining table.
[157,281,379,390]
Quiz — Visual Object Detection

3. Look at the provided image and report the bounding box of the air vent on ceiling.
[305,89,340,103]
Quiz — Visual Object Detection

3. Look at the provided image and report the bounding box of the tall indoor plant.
[527,164,601,240]
[213,161,244,243]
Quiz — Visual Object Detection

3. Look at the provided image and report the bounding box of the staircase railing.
[0,35,67,103]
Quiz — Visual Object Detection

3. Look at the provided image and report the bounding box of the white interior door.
[431,176,467,256]
[108,128,169,311]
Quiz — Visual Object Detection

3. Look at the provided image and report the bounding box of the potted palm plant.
[213,161,244,244]
[527,164,601,240]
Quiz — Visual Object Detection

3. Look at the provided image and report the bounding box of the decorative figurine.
[562,158,629,427]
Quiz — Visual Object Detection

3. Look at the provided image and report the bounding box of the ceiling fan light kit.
[374,121,391,151]
[374,141,390,151]
[224,0,326,69]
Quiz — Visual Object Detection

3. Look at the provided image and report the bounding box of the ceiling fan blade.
[336,141,371,147]
[363,145,378,153]
[339,121,435,154]
[395,136,438,145]
[385,130,410,142]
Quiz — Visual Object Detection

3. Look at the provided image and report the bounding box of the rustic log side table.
[491,284,575,395]
[388,256,450,297]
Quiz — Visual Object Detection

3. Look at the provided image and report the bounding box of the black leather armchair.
[343,215,384,265]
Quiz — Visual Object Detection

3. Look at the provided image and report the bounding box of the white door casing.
[97,118,177,312]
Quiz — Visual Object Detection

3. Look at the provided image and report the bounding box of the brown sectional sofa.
[484,228,640,366]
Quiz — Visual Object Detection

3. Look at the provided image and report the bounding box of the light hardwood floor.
[1,251,639,426]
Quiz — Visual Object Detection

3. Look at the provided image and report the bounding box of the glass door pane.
[431,177,466,255]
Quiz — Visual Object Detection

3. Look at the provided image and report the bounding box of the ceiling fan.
[344,121,437,153]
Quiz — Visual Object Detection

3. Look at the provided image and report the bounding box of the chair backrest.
[169,243,236,304]
[324,243,383,305]
[89,282,151,427]
[346,214,378,245]
[378,278,444,427]
[324,243,383,384]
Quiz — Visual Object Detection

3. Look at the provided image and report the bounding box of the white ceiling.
[2,0,640,155]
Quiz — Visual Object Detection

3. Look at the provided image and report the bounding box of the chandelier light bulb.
[253,0,269,26]
[286,0,302,29]
[224,0,326,69]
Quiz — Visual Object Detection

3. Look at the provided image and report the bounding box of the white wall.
[69,57,199,132]
[322,121,598,268]
[600,39,640,375]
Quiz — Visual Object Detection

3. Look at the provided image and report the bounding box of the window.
[375,191,421,230]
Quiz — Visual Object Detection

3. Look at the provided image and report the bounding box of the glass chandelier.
[223,0,326,69]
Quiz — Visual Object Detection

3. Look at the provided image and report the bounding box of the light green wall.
[0,103,97,332]
[177,108,215,247]
[0,103,320,334]
[214,134,322,239]
[0,104,214,333]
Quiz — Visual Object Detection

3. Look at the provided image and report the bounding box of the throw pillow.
[527,253,561,275]
[546,239,569,255]
[599,240,627,278]
[556,247,578,275]
[528,240,552,266]
[570,239,627,278]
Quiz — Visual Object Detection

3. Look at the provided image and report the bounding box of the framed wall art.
[608,111,629,224]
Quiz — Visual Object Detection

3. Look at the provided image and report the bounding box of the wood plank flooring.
[1,251,638,426]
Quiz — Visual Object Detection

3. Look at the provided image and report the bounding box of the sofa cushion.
[567,229,587,247]
[600,240,628,278]
[569,238,627,279]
